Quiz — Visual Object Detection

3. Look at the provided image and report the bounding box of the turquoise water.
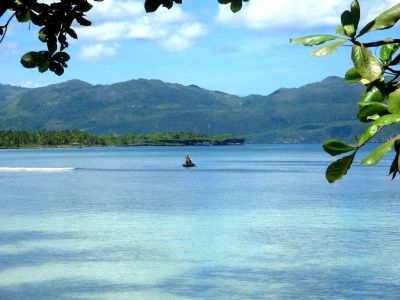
[0,144,399,299]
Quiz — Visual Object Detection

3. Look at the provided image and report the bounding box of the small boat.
[182,162,196,168]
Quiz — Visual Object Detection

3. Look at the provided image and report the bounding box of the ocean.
[0,144,399,299]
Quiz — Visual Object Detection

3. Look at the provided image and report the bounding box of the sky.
[0,0,398,95]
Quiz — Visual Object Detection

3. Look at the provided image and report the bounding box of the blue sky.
[0,0,398,95]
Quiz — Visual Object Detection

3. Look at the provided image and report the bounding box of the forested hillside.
[0,77,369,142]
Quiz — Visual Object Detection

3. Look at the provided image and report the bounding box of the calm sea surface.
[0,144,399,299]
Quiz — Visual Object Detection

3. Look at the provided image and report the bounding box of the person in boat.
[184,154,192,165]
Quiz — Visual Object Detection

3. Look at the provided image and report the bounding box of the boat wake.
[0,167,75,172]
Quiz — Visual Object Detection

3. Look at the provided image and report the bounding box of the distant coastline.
[0,130,244,149]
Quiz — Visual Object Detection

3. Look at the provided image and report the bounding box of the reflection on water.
[0,145,399,299]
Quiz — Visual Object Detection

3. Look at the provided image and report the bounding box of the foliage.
[292,1,400,182]
[0,0,102,75]
[0,0,247,76]
[0,129,95,147]
[0,130,243,148]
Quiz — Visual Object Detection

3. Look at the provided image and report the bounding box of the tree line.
[0,130,243,148]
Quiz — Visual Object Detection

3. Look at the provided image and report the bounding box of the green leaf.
[290,35,340,46]
[359,83,385,104]
[351,44,383,82]
[336,25,345,35]
[20,52,38,68]
[357,114,400,146]
[361,139,396,165]
[358,4,400,36]
[344,67,361,83]
[326,152,356,183]
[341,10,355,37]
[311,39,347,57]
[388,88,400,114]
[357,102,388,122]
[230,1,242,12]
[380,42,399,64]
[38,61,49,73]
[323,139,356,156]
[351,0,360,32]
[38,28,47,42]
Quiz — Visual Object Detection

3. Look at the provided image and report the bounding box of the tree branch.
[391,53,400,66]
[0,13,16,44]
[363,39,400,48]
[386,66,400,74]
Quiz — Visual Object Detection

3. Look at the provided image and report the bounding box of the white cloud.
[80,43,120,60]
[216,0,399,31]
[75,0,206,54]
[161,23,206,51]
[88,0,143,20]
[17,81,46,88]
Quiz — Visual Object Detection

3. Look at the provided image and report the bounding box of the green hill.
[0,76,369,142]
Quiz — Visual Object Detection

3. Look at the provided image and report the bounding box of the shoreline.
[0,142,245,150]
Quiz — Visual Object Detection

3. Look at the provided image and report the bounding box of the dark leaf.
[231,1,242,13]
[65,28,78,39]
[326,152,356,183]
[77,1,93,12]
[351,0,360,32]
[20,51,38,68]
[76,15,91,26]
[15,8,30,23]
[38,28,47,42]
[38,61,49,73]
[323,139,356,156]
[341,10,355,37]
[54,52,70,63]
[46,34,57,54]
[389,141,400,179]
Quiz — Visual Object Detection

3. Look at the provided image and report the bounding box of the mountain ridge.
[0,76,369,142]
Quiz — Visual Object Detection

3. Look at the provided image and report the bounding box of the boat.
[182,162,196,168]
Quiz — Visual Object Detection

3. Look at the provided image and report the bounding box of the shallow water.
[0,144,399,299]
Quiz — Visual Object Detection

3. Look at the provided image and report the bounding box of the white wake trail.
[0,167,75,172]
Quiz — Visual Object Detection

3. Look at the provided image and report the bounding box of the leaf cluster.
[1,0,101,75]
[292,1,400,182]
[1,0,248,75]
[144,0,249,13]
